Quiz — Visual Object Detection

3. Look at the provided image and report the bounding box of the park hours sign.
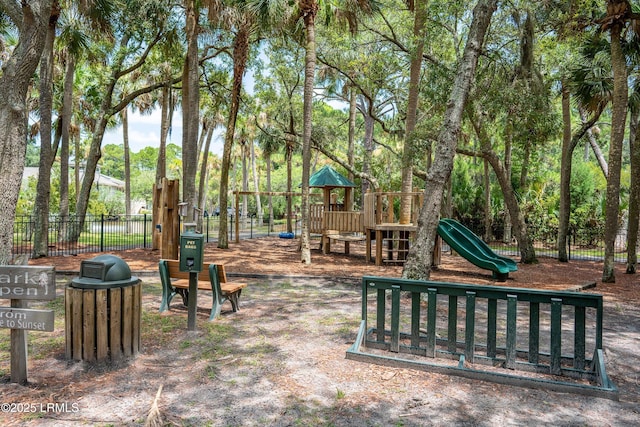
[0,265,56,384]
[0,266,56,300]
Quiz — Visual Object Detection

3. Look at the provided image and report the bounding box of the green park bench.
[159,259,247,321]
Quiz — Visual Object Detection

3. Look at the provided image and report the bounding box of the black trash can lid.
[71,254,140,289]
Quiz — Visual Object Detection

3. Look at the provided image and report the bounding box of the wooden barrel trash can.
[65,255,141,362]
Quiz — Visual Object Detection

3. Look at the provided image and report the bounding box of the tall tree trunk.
[156,85,171,184]
[266,153,274,231]
[250,138,263,223]
[400,0,428,225]
[627,109,640,274]
[122,108,132,216]
[300,6,318,264]
[402,0,498,280]
[286,133,294,234]
[218,23,249,247]
[182,0,200,226]
[603,20,627,283]
[32,7,59,258]
[0,0,53,263]
[74,132,80,204]
[558,82,572,262]
[484,148,536,263]
[503,116,513,243]
[471,107,537,263]
[348,84,357,209]
[198,124,214,211]
[483,159,492,241]
[361,105,375,205]
[59,53,75,243]
[580,108,608,177]
[242,139,249,218]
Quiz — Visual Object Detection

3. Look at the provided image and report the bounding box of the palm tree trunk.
[123,109,131,217]
[156,85,171,184]
[218,23,249,247]
[300,6,318,264]
[603,20,627,283]
[182,0,200,225]
[32,10,59,258]
[558,82,572,262]
[348,84,357,209]
[59,53,75,243]
[627,107,640,274]
[198,124,214,211]
[250,139,263,223]
[400,0,428,225]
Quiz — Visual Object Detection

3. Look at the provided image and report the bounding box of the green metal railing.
[347,276,618,399]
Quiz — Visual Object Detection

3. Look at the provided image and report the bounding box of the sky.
[102,107,225,157]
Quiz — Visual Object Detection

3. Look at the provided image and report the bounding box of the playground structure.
[152,166,517,278]
[309,166,517,277]
[437,219,518,281]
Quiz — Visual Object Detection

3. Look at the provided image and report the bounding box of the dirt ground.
[1,237,639,426]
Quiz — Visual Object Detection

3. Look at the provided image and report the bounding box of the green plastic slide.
[437,218,517,281]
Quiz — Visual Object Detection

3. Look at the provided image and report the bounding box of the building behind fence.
[12,214,632,262]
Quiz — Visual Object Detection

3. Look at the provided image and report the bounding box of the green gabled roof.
[308,165,356,188]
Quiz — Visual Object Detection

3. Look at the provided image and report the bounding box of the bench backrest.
[160,259,227,283]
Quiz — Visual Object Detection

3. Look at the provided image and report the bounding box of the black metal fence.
[12,214,301,257]
[12,214,633,262]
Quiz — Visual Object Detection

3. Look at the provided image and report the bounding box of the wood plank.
[410,292,421,348]
[390,286,400,353]
[529,302,540,364]
[110,288,122,361]
[71,288,83,361]
[448,295,459,353]
[506,295,517,369]
[465,292,476,363]
[550,298,562,375]
[487,298,497,358]
[95,289,108,361]
[122,286,133,357]
[426,288,437,357]
[82,290,95,362]
[133,283,141,354]
[65,287,72,359]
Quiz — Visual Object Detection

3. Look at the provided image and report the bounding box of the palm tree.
[251,0,378,263]
[56,1,93,244]
[31,1,61,259]
[600,0,634,282]
[256,123,281,230]
[216,8,254,248]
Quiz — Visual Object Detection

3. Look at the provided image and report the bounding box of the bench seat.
[159,259,247,321]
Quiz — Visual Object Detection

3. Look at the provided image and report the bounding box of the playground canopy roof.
[309,165,355,188]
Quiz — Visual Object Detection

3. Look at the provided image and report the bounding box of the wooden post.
[10,299,28,384]
[161,178,179,260]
